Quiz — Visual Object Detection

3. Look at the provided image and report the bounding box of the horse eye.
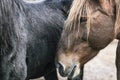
[80,17,87,23]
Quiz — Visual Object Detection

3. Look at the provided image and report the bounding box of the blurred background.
[26,0,118,80]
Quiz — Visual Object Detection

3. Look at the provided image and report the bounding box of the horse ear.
[100,0,115,15]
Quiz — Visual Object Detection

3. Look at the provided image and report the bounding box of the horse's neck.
[116,32,120,40]
[0,0,26,51]
[0,0,24,15]
[0,0,25,26]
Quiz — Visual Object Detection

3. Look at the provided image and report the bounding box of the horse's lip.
[68,74,81,80]
[68,66,84,80]
[67,65,76,79]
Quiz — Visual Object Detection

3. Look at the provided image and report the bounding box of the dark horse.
[0,0,73,80]
[56,0,120,80]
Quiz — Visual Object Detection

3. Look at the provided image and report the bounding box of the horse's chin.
[68,74,81,80]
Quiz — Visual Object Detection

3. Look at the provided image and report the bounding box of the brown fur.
[58,0,116,64]
[64,0,116,49]
[56,0,119,79]
[115,0,120,37]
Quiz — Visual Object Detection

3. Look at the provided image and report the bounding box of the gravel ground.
[31,40,118,80]
[83,40,118,80]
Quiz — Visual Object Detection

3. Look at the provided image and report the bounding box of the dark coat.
[0,0,72,80]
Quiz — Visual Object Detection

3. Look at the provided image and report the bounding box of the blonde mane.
[64,0,93,48]
[63,0,120,48]
[65,0,119,37]
[65,0,90,35]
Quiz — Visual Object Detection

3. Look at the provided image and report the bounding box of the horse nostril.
[57,61,77,78]
[56,61,63,68]
[57,61,68,77]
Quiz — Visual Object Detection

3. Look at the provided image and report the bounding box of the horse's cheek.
[88,19,114,50]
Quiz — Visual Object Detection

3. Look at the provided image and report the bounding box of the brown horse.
[56,0,120,80]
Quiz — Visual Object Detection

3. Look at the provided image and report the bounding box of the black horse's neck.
[0,0,26,55]
[0,0,73,54]
[0,0,25,27]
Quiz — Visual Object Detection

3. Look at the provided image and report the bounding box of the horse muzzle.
[56,61,83,80]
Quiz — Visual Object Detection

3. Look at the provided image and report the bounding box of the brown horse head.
[56,0,120,79]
